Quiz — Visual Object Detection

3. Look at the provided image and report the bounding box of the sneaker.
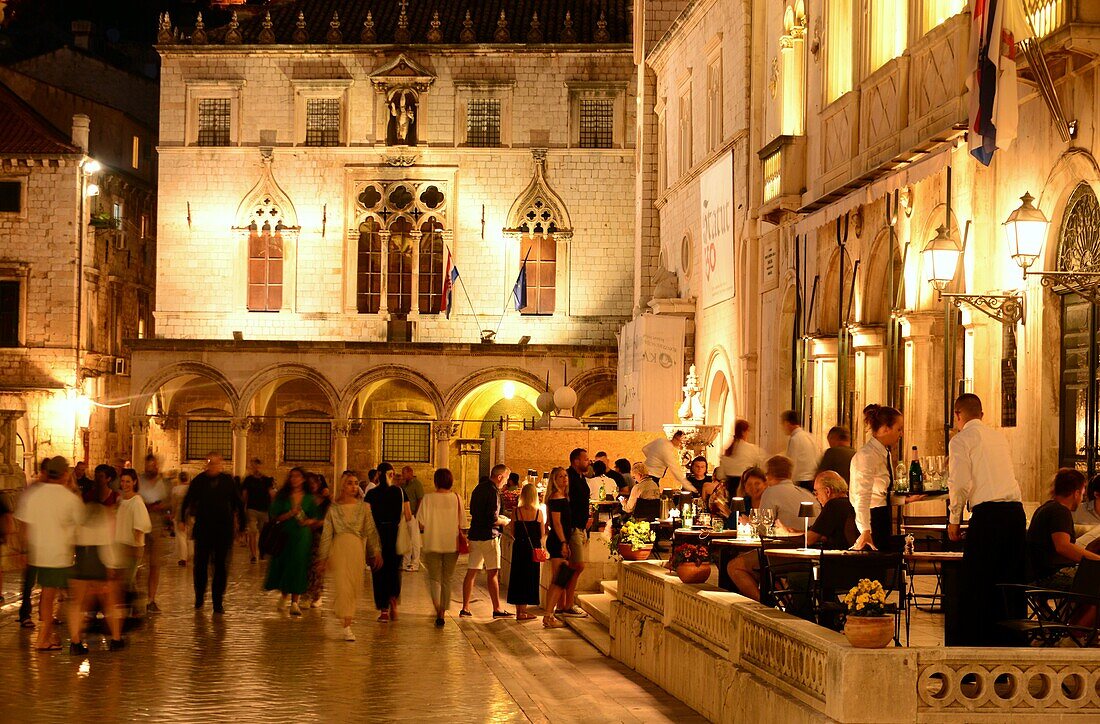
[108,638,126,652]
[492,610,513,618]
[69,641,89,655]
[556,606,587,618]
[277,594,288,611]
[289,603,302,616]
[146,601,160,613]
[343,626,356,642]
[458,609,473,618]
[435,617,445,627]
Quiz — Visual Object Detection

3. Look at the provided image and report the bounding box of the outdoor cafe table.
[710,535,802,590]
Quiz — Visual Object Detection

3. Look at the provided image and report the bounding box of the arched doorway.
[141,367,239,472]
[1057,183,1100,474]
[450,378,541,500]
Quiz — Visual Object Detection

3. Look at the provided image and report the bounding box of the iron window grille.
[382,421,431,463]
[466,99,501,147]
[305,98,341,146]
[580,99,614,148]
[284,421,332,462]
[197,98,231,146]
[185,419,233,460]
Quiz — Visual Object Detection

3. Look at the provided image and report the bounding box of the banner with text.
[699,151,735,308]
[618,314,686,432]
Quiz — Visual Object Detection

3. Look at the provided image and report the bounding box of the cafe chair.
[997,559,1100,647]
[631,498,661,523]
[756,537,807,609]
[814,552,904,644]
[905,537,947,613]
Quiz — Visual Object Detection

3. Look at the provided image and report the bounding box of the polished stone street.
[0,539,701,723]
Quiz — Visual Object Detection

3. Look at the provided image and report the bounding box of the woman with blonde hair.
[541,467,572,629]
[621,462,660,515]
[318,472,382,641]
[506,482,545,621]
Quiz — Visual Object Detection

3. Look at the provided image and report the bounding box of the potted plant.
[90,211,118,229]
[841,578,896,648]
[609,520,656,561]
[670,543,712,584]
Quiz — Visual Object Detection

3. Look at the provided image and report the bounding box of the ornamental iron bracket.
[1026,271,1100,306]
[939,292,1025,326]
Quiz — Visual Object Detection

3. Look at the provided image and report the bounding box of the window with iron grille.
[466,99,501,147]
[0,180,22,213]
[0,281,19,347]
[185,419,232,460]
[579,99,614,148]
[305,98,341,146]
[197,98,231,146]
[284,421,332,462]
[382,422,431,463]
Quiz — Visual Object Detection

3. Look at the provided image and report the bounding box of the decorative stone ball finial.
[527,12,543,43]
[536,390,556,415]
[494,10,511,43]
[553,386,578,412]
[427,11,443,43]
[292,10,308,43]
[326,10,343,43]
[595,12,611,43]
[361,12,376,43]
[561,11,576,43]
[459,9,476,43]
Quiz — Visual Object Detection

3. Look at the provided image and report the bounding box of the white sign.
[618,314,686,431]
[699,152,735,308]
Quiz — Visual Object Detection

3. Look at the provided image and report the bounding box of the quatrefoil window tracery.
[354,180,449,229]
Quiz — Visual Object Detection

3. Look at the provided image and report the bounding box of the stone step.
[600,579,618,599]
[577,592,613,628]
[562,610,611,657]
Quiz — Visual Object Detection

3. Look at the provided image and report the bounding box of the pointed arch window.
[418,220,445,314]
[521,234,556,315]
[356,218,382,314]
[247,221,284,311]
[235,160,298,313]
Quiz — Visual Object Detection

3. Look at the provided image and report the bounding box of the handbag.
[519,509,549,563]
[396,486,413,555]
[259,518,287,559]
[455,492,470,554]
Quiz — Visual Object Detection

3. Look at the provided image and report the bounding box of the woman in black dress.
[507,482,545,621]
[541,467,573,629]
[365,463,412,621]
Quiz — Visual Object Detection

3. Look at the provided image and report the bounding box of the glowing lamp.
[82,159,101,174]
[85,183,100,197]
[921,224,962,292]
[502,381,516,400]
[1004,192,1049,272]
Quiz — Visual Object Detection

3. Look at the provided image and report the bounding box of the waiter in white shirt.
[947,393,1026,647]
[850,404,905,551]
[641,431,692,492]
[781,410,820,491]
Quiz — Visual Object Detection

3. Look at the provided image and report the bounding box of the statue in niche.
[387,90,417,146]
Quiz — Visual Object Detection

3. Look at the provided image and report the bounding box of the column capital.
[433,420,459,442]
[333,419,351,437]
[130,416,150,435]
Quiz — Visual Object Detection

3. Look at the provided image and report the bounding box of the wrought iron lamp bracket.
[1025,271,1100,306]
[938,292,1025,326]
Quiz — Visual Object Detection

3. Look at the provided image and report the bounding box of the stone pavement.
[0,539,704,724]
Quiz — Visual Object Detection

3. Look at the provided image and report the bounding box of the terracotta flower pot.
[618,543,653,561]
[843,615,894,648]
[675,562,711,584]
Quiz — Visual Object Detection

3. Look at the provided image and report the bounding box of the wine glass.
[760,508,775,536]
[749,508,760,538]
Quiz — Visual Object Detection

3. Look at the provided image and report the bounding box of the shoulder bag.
[259,517,287,559]
[520,509,549,563]
[455,492,470,554]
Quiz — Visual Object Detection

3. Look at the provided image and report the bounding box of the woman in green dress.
[264,467,321,615]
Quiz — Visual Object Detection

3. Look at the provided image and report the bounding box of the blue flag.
[512,257,528,311]
[442,249,459,319]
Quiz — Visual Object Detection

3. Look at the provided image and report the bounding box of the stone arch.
[338,365,445,420]
[135,361,239,418]
[444,367,548,419]
[860,226,903,325]
[702,345,736,449]
[504,150,574,236]
[570,367,618,422]
[817,247,855,334]
[236,363,339,420]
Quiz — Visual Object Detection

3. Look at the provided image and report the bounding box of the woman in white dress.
[319,472,382,641]
[719,420,767,485]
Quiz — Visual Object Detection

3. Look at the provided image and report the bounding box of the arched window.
[356,218,382,314]
[247,221,283,311]
[387,216,413,315]
[520,233,556,315]
[418,220,445,314]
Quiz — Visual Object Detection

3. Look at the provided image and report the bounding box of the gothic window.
[387,90,418,146]
[305,98,341,146]
[356,218,382,314]
[387,216,414,315]
[197,99,231,146]
[825,0,853,103]
[418,221,445,314]
[520,234,556,316]
[247,221,284,312]
[580,99,614,149]
[466,99,501,147]
[868,0,907,74]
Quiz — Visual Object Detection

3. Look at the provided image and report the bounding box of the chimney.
[71,114,90,153]
[71,20,92,50]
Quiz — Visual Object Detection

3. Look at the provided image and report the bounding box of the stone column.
[231,418,249,479]
[130,416,150,465]
[850,326,886,448]
[899,311,946,456]
[433,420,458,468]
[0,395,27,491]
[379,230,391,318]
[333,420,350,477]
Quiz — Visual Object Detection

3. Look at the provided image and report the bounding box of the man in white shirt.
[586,461,616,501]
[642,431,691,492]
[781,410,820,491]
[947,393,1026,646]
[138,453,168,612]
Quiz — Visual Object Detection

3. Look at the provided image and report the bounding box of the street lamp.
[921,222,1025,325]
[922,224,962,292]
[1004,192,1048,272]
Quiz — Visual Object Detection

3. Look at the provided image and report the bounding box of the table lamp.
[798,502,815,549]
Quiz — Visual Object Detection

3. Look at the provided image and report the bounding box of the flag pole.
[456,273,487,337]
[494,247,531,337]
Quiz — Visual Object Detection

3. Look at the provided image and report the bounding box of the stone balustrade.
[610,561,1100,723]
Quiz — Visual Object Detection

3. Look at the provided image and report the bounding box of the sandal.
[516,613,537,621]
[35,643,62,652]
[542,617,565,629]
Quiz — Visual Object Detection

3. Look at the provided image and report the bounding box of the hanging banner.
[699,151,735,308]
[618,314,686,431]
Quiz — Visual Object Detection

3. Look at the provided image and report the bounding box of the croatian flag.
[967,0,1019,166]
[441,248,459,319]
[512,248,530,311]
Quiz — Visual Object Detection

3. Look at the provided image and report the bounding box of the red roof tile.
[0,79,81,155]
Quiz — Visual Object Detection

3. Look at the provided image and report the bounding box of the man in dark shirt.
[558,448,592,618]
[1027,468,1100,589]
[610,458,630,492]
[817,426,856,483]
[460,464,511,618]
[806,471,858,550]
[241,457,274,564]
[181,452,246,613]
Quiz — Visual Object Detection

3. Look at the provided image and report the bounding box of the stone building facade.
[0,51,157,488]
[644,0,1100,501]
[137,2,633,487]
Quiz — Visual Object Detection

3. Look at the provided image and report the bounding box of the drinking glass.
[750,509,760,538]
[760,508,774,536]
